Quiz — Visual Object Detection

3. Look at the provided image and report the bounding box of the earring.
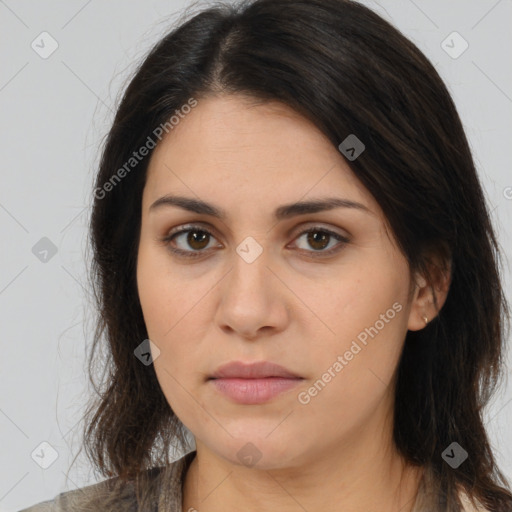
[422,315,429,325]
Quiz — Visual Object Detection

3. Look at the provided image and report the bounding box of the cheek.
[137,261,167,337]
[136,246,209,376]
[292,255,407,342]
[137,243,187,336]
[295,261,408,395]
[295,309,406,439]
[137,265,203,418]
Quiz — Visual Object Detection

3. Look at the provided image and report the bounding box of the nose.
[214,246,290,341]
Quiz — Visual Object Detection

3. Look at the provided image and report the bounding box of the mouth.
[209,360,302,379]
[207,360,304,404]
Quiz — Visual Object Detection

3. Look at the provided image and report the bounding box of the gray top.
[19,450,196,512]
[19,450,487,511]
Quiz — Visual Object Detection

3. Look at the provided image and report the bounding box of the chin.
[207,430,302,470]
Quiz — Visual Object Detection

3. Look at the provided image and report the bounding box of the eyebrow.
[149,194,373,220]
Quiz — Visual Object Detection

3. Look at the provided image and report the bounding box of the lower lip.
[209,377,303,404]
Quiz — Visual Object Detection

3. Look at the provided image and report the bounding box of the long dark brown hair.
[73,0,512,510]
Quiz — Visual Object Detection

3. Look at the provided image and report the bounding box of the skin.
[136,94,450,512]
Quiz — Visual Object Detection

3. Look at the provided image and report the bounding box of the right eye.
[161,225,220,258]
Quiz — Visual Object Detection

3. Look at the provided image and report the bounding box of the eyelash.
[160,224,350,259]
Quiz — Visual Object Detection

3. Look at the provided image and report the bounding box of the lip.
[209,360,302,379]
[208,361,304,405]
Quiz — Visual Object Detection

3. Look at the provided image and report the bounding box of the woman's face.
[137,94,427,469]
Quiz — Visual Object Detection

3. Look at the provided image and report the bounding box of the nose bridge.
[214,234,287,337]
[228,235,273,299]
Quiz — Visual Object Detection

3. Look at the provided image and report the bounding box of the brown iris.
[306,230,330,251]
[186,230,210,250]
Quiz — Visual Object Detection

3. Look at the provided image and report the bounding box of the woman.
[21,0,512,510]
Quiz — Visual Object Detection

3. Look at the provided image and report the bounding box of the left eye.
[161,225,349,258]
[293,228,348,255]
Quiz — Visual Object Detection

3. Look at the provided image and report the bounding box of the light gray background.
[1,1,511,510]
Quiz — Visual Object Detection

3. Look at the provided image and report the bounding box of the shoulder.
[18,467,161,512]
[411,465,493,512]
[18,497,56,512]
[19,451,196,512]
[459,489,491,512]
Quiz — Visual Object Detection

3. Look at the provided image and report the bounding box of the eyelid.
[162,221,221,244]
[160,222,350,258]
[289,226,350,258]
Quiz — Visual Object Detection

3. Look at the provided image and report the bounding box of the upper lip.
[209,361,302,379]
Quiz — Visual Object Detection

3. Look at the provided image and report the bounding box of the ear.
[407,253,452,331]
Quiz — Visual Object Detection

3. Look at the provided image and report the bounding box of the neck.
[182,417,424,512]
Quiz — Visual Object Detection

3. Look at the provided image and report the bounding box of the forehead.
[143,94,378,215]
